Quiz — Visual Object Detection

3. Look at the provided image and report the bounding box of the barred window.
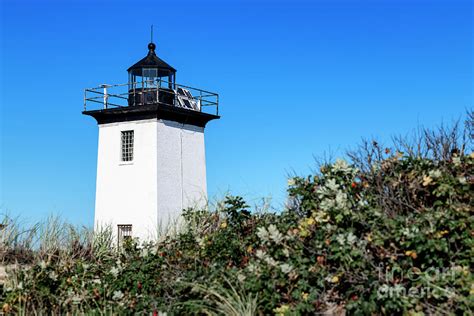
[121,130,134,162]
[117,224,132,247]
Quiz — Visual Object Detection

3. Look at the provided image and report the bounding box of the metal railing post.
[133,81,136,106]
[199,90,202,112]
[174,87,178,107]
[156,82,160,103]
[141,78,144,105]
[101,84,109,109]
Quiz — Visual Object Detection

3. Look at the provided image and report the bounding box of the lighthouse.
[83,42,219,242]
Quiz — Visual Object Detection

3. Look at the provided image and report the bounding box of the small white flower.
[256,227,270,243]
[93,278,102,284]
[109,267,119,277]
[255,249,266,259]
[336,232,357,246]
[196,236,206,248]
[332,159,352,173]
[82,263,90,270]
[452,157,461,166]
[325,179,339,192]
[325,223,334,231]
[402,227,419,238]
[247,263,258,273]
[48,271,58,281]
[112,290,124,300]
[335,191,348,209]
[267,224,284,244]
[317,179,340,197]
[458,176,467,184]
[237,273,246,282]
[39,261,47,270]
[264,256,278,267]
[316,186,327,196]
[280,263,294,274]
[336,234,346,246]
[282,248,290,257]
[320,198,336,211]
[429,170,442,179]
[313,210,329,223]
[347,232,357,244]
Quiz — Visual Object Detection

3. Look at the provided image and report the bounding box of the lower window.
[117,224,132,246]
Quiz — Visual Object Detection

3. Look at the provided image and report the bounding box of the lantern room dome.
[127,42,176,77]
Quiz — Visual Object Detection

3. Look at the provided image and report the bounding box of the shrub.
[1,117,472,315]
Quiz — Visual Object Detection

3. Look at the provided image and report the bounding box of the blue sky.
[1,0,472,226]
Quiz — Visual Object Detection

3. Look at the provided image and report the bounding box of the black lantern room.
[127,43,177,106]
[83,40,219,128]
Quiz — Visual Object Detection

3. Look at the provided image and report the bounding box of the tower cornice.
[83,103,219,127]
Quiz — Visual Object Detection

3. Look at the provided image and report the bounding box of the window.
[143,68,158,88]
[117,224,132,247]
[121,130,134,162]
[142,68,157,78]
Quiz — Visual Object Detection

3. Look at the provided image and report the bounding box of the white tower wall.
[94,118,207,241]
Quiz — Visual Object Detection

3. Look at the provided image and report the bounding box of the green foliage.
[1,133,473,314]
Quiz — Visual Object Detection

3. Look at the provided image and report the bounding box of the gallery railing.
[84,79,219,116]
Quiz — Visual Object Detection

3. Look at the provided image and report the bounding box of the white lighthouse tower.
[83,42,219,242]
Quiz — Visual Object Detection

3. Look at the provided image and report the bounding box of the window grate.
[117,224,132,247]
[121,130,134,162]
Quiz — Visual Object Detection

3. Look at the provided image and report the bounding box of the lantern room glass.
[128,68,175,91]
